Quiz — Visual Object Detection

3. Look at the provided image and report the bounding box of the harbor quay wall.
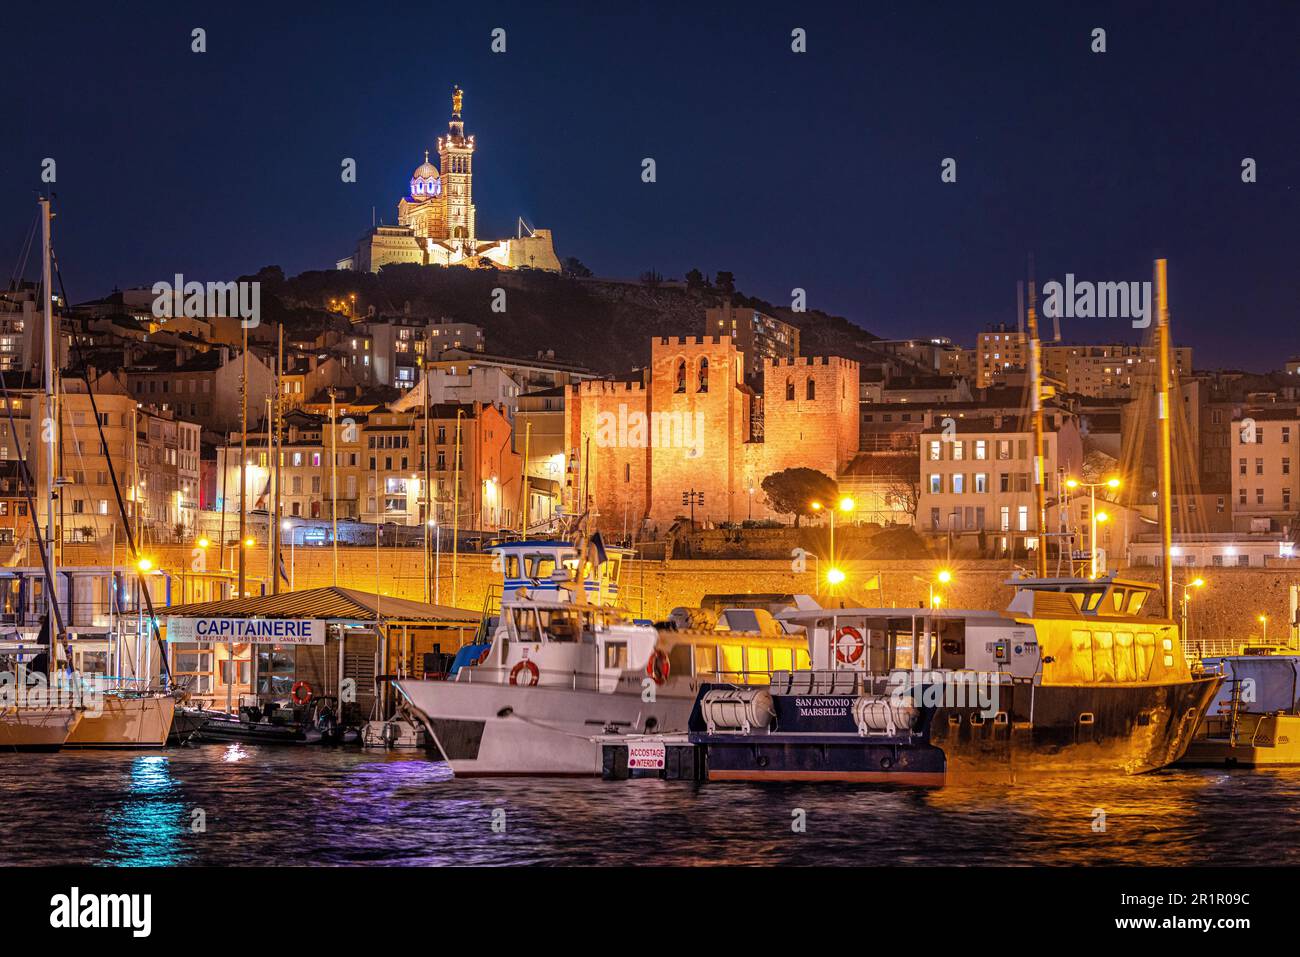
[59,546,1300,648]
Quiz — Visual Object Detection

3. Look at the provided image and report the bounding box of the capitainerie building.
[337,86,561,273]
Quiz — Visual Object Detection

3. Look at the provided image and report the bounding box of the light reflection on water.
[1,748,1297,866]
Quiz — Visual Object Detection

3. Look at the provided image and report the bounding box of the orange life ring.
[509,660,540,687]
[476,647,490,665]
[646,649,670,685]
[291,680,314,705]
[833,626,864,664]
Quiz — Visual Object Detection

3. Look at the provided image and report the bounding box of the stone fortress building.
[337,87,561,273]
[565,335,859,530]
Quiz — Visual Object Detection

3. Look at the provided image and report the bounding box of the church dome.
[410,151,441,199]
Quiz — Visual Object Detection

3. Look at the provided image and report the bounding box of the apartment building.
[216,401,522,533]
[917,415,1084,555]
[1231,406,1300,533]
[975,325,1028,388]
[704,304,800,382]
[1042,342,1193,398]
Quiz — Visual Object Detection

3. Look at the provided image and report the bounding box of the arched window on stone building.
[675,359,687,393]
[806,377,816,400]
[785,377,795,401]
[697,358,709,393]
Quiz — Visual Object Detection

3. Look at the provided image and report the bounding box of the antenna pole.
[1155,259,1175,619]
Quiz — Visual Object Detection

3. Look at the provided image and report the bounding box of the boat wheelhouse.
[490,539,631,607]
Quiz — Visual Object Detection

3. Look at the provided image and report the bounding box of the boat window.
[1070,630,1095,682]
[1111,589,1127,613]
[669,643,693,677]
[541,609,582,641]
[1127,592,1147,615]
[695,644,717,676]
[1135,633,1156,678]
[1115,632,1137,681]
[511,608,541,643]
[527,554,557,579]
[720,644,744,680]
[771,646,793,672]
[795,647,811,669]
[746,646,769,676]
[603,642,628,670]
[1067,588,1107,613]
[504,555,520,578]
[1092,631,1116,682]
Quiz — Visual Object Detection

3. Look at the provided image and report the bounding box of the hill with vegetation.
[245,263,895,375]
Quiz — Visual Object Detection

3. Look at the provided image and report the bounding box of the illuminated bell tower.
[437,85,477,247]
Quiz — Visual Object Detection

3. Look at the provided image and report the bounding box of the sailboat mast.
[1025,279,1048,578]
[272,325,283,594]
[238,324,248,595]
[1154,259,1175,619]
[39,197,61,636]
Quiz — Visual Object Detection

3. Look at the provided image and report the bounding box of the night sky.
[3,0,1297,370]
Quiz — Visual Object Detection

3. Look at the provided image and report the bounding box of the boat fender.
[646,649,670,685]
[834,625,865,664]
[291,681,314,706]
[509,660,541,687]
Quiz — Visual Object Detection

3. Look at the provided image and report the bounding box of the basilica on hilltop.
[337,87,561,273]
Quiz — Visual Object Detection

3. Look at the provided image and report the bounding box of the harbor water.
[3,747,1300,866]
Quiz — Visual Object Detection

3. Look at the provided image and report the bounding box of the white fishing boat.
[393,538,810,775]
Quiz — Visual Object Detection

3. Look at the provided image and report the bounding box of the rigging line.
[50,245,171,682]
[7,212,38,290]
[0,374,69,648]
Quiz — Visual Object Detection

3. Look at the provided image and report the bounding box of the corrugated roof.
[160,586,479,624]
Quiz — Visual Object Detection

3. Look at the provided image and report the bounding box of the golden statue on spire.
[452,85,463,115]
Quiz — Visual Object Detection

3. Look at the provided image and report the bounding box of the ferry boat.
[392,538,811,776]
[604,575,1218,783]
[1178,653,1300,767]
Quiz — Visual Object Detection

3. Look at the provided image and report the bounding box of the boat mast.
[238,323,248,596]
[39,196,62,650]
[1025,278,1048,578]
[1154,259,1175,619]
[272,324,283,594]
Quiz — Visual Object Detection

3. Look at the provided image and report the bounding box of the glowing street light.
[810,496,855,590]
[244,537,256,548]
[1259,614,1269,644]
[196,537,210,548]
[1181,577,1206,644]
[1065,475,1123,579]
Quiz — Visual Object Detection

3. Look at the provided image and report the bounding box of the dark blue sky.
[3,1,1297,369]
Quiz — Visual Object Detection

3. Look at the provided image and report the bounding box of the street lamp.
[810,496,855,588]
[281,519,296,590]
[1065,475,1122,579]
[913,569,953,608]
[1181,577,1205,646]
[1260,614,1269,644]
